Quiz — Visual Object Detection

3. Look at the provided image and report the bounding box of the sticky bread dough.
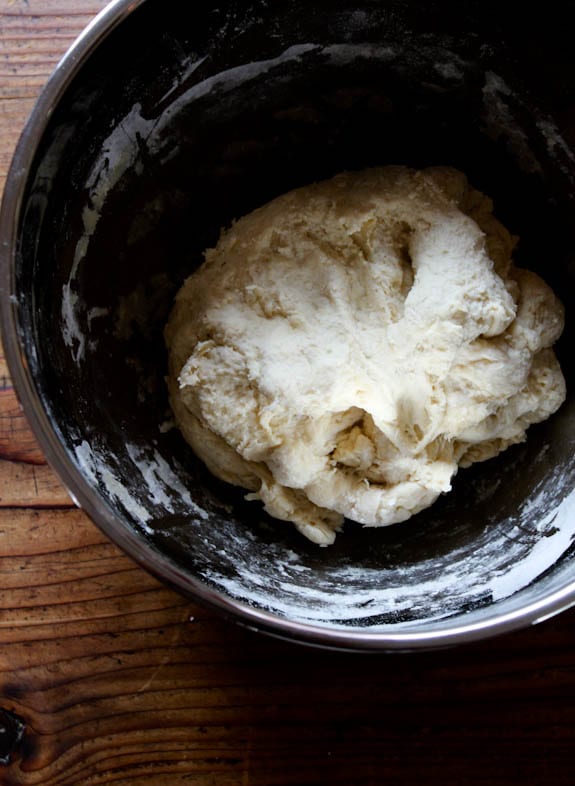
[165,166,566,545]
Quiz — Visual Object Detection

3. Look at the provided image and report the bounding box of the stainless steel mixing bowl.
[1,0,575,651]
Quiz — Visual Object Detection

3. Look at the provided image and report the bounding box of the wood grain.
[1,2,575,785]
[0,0,106,195]
[2,501,575,786]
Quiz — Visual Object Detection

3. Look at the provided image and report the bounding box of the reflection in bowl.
[1,0,575,651]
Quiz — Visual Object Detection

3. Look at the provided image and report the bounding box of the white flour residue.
[155,54,208,106]
[83,103,157,214]
[74,440,211,534]
[515,482,551,526]
[208,561,459,625]
[125,442,209,521]
[199,517,440,622]
[481,71,543,174]
[536,117,575,181]
[198,463,575,630]
[87,306,109,325]
[74,440,153,531]
[61,285,86,363]
[490,506,572,601]
[61,104,158,363]
[142,43,320,150]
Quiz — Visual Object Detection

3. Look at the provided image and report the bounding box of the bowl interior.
[12,0,575,644]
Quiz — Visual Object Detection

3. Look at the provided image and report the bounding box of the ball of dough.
[165,166,566,545]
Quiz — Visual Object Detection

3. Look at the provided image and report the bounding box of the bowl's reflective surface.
[2,0,575,650]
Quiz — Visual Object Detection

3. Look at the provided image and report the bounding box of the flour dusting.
[74,440,154,530]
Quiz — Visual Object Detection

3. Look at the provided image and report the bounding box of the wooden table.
[1,2,575,784]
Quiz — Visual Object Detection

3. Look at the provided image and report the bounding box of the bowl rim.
[2,0,575,652]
